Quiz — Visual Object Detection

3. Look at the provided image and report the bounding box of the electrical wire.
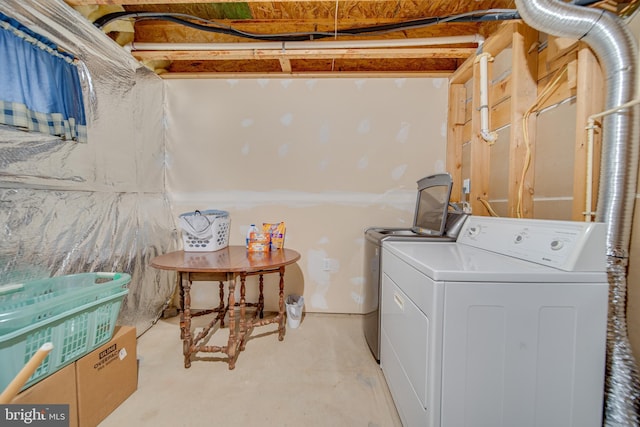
[518,64,569,218]
[93,9,521,42]
[478,198,500,217]
[92,1,627,42]
[572,0,610,5]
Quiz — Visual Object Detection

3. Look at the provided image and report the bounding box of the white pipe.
[128,35,484,52]
[584,98,640,221]
[477,52,498,143]
[585,119,596,222]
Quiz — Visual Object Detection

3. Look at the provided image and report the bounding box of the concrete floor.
[100,312,402,427]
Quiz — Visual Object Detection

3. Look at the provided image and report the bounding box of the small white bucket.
[285,294,304,329]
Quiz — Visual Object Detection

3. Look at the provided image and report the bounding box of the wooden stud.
[469,57,491,215]
[508,23,538,218]
[447,84,466,202]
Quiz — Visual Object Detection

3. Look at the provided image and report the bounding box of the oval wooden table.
[151,246,301,369]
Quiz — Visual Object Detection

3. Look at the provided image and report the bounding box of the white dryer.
[380,216,608,427]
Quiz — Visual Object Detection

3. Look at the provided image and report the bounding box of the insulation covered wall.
[0,0,176,334]
[165,77,448,314]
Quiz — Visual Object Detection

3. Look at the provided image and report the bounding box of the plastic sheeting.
[0,0,178,334]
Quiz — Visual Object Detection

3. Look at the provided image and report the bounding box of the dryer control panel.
[457,216,606,271]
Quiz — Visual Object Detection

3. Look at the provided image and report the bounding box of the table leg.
[182,275,193,368]
[239,273,247,351]
[227,275,237,370]
[258,274,265,319]
[178,272,185,340]
[218,281,225,328]
[278,266,286,341]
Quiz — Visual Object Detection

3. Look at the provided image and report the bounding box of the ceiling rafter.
[131,47,477,62]
[65,0,640,76]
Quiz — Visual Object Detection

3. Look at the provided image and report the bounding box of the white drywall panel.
[165,77,448,314]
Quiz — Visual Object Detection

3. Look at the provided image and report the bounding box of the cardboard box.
[75,326,137,427]
[11,363,78,427]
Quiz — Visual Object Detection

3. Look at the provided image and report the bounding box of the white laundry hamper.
[178,209,230,252]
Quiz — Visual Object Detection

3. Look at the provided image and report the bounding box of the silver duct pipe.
[515,1,640,425]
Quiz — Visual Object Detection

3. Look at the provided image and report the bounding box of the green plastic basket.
[0,288,128,392]
[0,272,130,334]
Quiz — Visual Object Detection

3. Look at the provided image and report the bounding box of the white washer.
[380,216,608,427]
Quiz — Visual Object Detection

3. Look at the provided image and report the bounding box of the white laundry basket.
[178,210,230,252]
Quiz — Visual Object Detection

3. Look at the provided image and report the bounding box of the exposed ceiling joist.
[132,47,477,62]
[159,71,454,79]
[65,0,639,77]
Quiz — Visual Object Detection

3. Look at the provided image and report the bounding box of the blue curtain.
[0,12,87,142]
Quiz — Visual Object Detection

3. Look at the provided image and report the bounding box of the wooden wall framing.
[446,21,605,220]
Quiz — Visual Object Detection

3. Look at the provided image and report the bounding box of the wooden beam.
[131,47,476,61]
[469,56,491,215]
[508,23,538,218]
[447,84,467,203]
[158,71,452,79]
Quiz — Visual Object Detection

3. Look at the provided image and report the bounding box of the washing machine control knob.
[550,240,564,251]
[467,225,481,237]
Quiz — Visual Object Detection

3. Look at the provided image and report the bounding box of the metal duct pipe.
[514,1,640,425]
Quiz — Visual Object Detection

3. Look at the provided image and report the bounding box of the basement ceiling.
[65,0,638,78]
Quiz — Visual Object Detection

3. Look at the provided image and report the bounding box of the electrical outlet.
[323,258,331,271]
[462,178,471,194]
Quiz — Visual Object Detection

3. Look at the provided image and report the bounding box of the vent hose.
[515,1,640,425]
